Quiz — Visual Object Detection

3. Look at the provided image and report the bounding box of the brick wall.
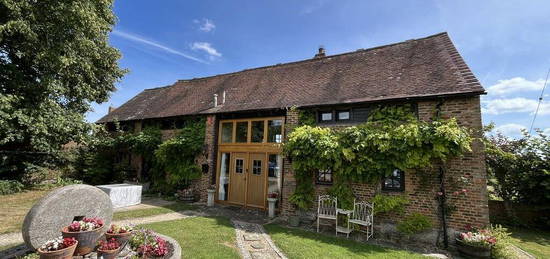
[280,96,489,230]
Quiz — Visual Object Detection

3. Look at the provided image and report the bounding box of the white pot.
[207,189,216,207]
[267,198,278,218]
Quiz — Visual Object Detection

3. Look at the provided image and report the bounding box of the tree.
[0,0,126,177]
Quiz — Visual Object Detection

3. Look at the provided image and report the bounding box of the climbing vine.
[283,105,472,210]
[154,119,205,189]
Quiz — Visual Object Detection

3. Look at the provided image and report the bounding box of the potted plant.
[176,188,195,203]
[106,224,134,243]
[97,238,122,259]
[267,192,278,218]
[61,217,104,256]
[129,229,169,258]
[37,237,78,259]
[456,227,496,258]
[207,184,216,207]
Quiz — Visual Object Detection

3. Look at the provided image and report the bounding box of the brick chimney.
[314,46,326,58]
[108,105,116,113]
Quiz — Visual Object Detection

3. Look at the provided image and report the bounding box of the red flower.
[62,237,77,247]
[68,222,81,232]
[99,238,120,250]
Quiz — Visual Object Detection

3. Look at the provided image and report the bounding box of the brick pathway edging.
[232,219,287,259]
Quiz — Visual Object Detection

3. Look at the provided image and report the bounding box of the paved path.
[232,220,287,259]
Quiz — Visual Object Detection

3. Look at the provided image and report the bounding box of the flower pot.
[207,189,216,207]
[61,225,104,256]
[98,247,122,259]
[455,238,491,259]
[105,230,133,243]
[289,215,300,227]
[37,241,78,259]
[267,198,278,218]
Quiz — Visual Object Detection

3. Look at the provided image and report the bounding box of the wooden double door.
[228,152,267,208]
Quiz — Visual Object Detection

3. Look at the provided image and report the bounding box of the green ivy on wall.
[283,104,472,210]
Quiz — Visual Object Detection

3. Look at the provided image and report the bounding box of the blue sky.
[88,0,550,137]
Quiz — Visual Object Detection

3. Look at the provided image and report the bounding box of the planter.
[207,189,216,207]
[289,215,300,227]
[455,238,491,259]
[37,241,78,259]
[105,231,133,243]
[61,225,104,256]
[267,198,278,218]
[98,247,122,259]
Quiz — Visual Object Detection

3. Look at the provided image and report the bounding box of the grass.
[264,224,427,259]
[0,189,50,234]
[112,202,197,221]
[508,227,550,258]
[140,217,240,259]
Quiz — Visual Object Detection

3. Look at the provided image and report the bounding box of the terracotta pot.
[37,241,78,259]
[98,247,121,259]
[105,230,133,243]
[455,238,491,258]
[61,225,104,256]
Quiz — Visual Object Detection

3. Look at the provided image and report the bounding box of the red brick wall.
[280,96,489,230]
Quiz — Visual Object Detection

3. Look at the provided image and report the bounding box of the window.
[236,121,248,143]
[252,160,262,175]
[221,122,233,143]
[268,154,281,178]
[251,121,265,143]
[316,169,333,185]
[319,112,333,122]
[337,110,350,120]
[382,169,405,191]
[235,159,244,174]
[268,119,283,143]
[218,153,230,200]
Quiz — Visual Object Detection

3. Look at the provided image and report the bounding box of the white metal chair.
[349,199,374,240]
[317,195,338,234]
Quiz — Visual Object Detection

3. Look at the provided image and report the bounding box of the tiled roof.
[98,32,485,123]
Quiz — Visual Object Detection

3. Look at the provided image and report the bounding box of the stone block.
[97,183,142,208]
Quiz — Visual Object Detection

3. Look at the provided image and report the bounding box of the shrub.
[0,180,24,195]
[372,194,409,215]
[396,213,432,235]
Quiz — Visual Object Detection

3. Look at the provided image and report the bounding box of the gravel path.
[232,219,287,259]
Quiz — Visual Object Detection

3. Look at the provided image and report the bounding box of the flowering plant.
[267,192,278,199]
[98,238,121,251]
[107,224,133,234]
[67,217,104,232]
[129,229,168,257]
[457,226,497,248]
[40,237,77,251]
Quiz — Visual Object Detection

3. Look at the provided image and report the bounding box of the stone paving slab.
[232,219,287,259]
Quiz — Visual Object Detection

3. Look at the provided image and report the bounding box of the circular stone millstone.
[22,184,113,250]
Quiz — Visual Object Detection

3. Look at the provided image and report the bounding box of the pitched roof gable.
[98,32,484,123]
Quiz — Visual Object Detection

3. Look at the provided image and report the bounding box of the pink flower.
[437,192,443,196]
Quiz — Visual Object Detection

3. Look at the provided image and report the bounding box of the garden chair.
[349,199,374,240]
[317,195,338,234]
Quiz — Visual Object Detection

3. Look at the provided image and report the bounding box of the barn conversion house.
[98,32,489,234]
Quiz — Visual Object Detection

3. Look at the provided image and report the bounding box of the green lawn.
[112,202,197,221]
[264,224,427,259]
[509,227,550,258]
[140,217,240,259]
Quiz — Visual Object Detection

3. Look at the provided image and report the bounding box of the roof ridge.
[169,32,449,86]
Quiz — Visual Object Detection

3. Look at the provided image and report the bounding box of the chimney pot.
[213,94,218,107]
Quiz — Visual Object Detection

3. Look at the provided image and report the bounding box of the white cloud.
[190,42,221,59]
[112,30,207,64]
[544,128,550,135]
[482,97,550,115]
[194,19,215,32]
[487,77,545,96]
[493,123,527,138]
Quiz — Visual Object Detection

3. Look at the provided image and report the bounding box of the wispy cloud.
[482,97,550,115]
[487,77,546,96]
[191,42,222,60]
[112,30,207,64]
[301,0,329,15]
[193,18,216,32]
